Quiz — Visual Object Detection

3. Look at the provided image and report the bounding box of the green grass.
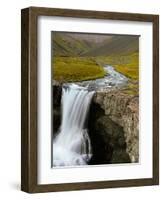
[114,53,139,80]
[53,57,106,82]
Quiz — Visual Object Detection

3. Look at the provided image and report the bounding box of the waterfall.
[53,83,94,167]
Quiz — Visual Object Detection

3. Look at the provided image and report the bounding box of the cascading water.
[53,83,94,167]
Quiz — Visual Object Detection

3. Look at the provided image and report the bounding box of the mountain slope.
[52,33,95,56]
[52,32,139,57]
[82,36,139,56]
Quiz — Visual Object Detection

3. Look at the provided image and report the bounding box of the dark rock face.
[53,85,62,137]
[88,103,131,165]
[53,85,62,107]
[53,107,61,134]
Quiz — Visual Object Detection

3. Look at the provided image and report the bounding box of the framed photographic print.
[21,7,159,193]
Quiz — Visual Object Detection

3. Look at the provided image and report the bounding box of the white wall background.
[0,0,162,199]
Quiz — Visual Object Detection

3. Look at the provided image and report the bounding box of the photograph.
[52,31,139,167]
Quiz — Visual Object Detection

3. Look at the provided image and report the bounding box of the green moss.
[53,57,107,82]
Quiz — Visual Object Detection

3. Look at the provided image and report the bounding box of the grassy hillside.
[52,33,95,57]
[82,36,139,56]
[53,57,106,82]
[52,33,139,57]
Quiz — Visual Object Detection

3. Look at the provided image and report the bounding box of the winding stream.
[76,65,128,90]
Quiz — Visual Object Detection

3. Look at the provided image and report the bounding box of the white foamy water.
[53,84,94,167]
[76,65,128,90]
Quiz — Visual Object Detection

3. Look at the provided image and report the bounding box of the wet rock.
[53,107,61,134]
[53,85,62,136]
[53,85,62,107]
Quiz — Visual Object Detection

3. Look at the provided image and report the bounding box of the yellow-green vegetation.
[114,53,138,80]
[96,53,139,80]
[53,57,106,82]
[121,81,139,96]
[52,52,139,96]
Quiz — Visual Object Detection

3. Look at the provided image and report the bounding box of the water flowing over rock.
[52,65,139,166]
[53,84,94,167]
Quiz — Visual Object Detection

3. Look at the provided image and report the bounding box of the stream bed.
[73,65,128,91]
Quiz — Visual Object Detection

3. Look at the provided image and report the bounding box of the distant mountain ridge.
[52,33,96,56]
[52,32,139,57]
